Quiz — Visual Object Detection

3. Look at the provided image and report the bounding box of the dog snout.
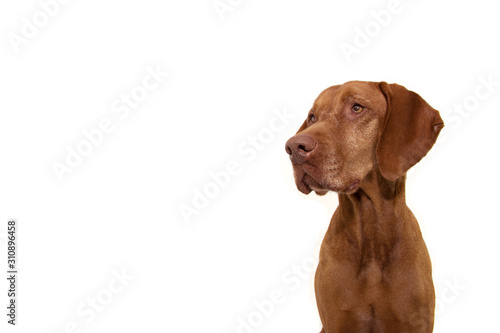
[285,134,317,164]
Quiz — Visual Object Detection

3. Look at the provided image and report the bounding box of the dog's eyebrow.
[347,94,373,108]
[350,95,370,104]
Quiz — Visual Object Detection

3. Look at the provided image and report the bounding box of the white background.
[1,0,499,332]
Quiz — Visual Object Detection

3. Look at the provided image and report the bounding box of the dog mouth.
[344,180,360,194]
[294,164,329,195]
[297,172,313,194]
[293,163,360,195]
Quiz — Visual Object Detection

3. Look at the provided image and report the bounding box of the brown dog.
[285,81,444,333]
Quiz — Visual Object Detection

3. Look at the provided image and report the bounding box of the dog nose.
[285,134,317,164]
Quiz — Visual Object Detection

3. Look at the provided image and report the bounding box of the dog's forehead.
[339,81,381,98]
[314,81,386,111]
[313,85,340,110]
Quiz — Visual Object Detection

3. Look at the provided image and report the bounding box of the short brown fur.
[285,81,444,333]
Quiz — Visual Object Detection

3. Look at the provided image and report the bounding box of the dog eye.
[308,113,317,123]
[351,104,365,114]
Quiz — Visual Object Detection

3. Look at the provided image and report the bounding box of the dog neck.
[349,168,406,210]
[329,169,408,268]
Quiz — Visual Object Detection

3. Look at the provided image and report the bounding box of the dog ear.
[376,82,444,181]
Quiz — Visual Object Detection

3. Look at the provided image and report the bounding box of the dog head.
[285,81,444,195]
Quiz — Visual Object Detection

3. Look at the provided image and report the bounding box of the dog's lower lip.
[298,173,312,194]
[346,180,360,192]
